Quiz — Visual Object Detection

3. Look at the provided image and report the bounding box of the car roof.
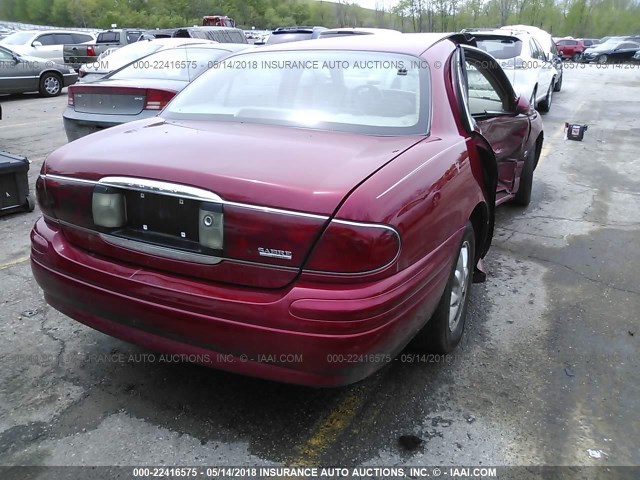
[141,38,217,46]
[319,27,401,35]
[254,32,451,56]
[10,29,93,35]
[164,43,248,52]
[273,26,327,32]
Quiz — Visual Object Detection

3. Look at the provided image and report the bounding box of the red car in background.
[31,34,543,386]
[556,38,600,61]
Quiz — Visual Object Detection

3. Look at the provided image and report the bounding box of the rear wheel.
[513,147,536,207]
[411,222,475,354]
[529,87,537,109]
[553,72,563,92]
[538,82,553,113]
[572,53,581,62]
[39,72,62,97]
[25,195,35,212]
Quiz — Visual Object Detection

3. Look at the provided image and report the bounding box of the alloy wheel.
[44,76,61,95]
[449,240,470,332]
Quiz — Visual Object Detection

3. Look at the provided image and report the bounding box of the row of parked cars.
[555,35,640,63]
[1,23,567,142]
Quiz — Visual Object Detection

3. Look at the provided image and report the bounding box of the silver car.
[0,30,95,65]
[63,43,249,141]
[0,45,78,97]
[78,38,216,83]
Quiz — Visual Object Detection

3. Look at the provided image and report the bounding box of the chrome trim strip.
[1,75,39,80]
[99,176,223,203]
[99,234,223,265]
[304,219,402,277]
[44,174,97,186]
[42,174,329,220]
[225,201,329,220]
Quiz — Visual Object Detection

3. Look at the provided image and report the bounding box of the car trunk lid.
[43,119,426,288]
[68,80,183,115]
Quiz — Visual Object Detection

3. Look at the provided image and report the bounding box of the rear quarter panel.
[332,40,487,275]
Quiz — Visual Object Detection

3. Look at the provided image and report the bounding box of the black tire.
[513,147,536,206]
[553,72,563,92]
[39,72,63,97]
[411,222,475,354]
[597,55,608,64]
[529,87,537,110]
[571,53,581,62]
[25,195,35,212]
[538,82,553,113]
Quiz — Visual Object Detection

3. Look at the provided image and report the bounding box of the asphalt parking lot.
[0,65,638,476]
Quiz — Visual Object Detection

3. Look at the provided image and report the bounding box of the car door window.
[36,34,56,46]
[533,39,546,60]
[529,40,539,59]
[464,61,507,115]
[0,49,13,61]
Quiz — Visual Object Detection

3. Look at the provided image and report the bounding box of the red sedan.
[31,33,543,386]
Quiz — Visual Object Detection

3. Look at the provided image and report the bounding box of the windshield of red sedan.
[164,50,429,135]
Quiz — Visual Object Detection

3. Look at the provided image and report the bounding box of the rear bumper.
[30,217,457,386]
[62,108,157,142]
[61,72,79,87]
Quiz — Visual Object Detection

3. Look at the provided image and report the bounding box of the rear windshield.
[2,32,34,45]
[93,41,165,70]
[164,50,429,135]
[97,32,119,43]
[319,32,371,38]
[266,32,313,44]
[475,38,523,59]
[109,47,233,82]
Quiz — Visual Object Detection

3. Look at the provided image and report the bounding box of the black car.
[582,40,640,63]
[140,27,247,44]
[265,26,327,44]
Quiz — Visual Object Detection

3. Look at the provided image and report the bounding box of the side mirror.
[32,41,42,47]
[515,95,531,114]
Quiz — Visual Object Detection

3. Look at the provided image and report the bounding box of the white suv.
[471,30,559,112]
[0,30,95,65]
[501,24,564,91]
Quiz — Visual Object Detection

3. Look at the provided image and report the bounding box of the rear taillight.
[87,45,95,57]
[66,85,175,110]
[144,89,176,110]
[223,205,325,267]
[35,172,55,219]
[304,220,400,274]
